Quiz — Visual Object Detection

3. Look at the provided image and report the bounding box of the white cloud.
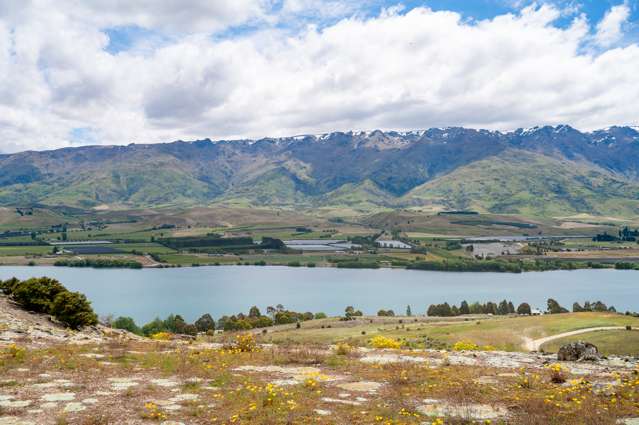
[594,3,630,47]
[0,2,638,153]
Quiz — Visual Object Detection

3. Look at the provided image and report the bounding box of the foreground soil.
[2,298,639,424]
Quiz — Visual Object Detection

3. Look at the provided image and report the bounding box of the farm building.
[376,240,412,249]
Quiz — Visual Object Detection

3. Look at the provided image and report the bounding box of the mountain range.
[1,125,639,218]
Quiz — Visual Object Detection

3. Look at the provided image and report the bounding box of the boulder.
[557,341,600,362]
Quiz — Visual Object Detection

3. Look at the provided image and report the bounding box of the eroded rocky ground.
[2,297,639,425]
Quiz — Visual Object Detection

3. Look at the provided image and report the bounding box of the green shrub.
[113,316,142,335]
[50,291,98,329]
[12,277,66,313]
[0,277,21,295]
[141,318,165,336]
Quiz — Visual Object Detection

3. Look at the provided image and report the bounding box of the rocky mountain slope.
[1,125,639,217]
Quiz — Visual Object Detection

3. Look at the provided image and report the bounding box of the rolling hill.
[1,125,638,218]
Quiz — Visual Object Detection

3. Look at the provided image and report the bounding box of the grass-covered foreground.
[2,323,639,425]
[3,277,639,424]
[3,286,639,425]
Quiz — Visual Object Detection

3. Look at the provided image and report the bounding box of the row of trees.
[111,305,328,335]
[426,298,618,317]
[111,313,216,337]
[427,300,524,317]
[54,258,143,269]
[572,300,616,313]
[593,227,639,242]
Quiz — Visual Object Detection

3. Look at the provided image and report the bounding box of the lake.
[1,266,638,323]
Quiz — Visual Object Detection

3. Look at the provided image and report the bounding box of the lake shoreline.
[1,266,638,324]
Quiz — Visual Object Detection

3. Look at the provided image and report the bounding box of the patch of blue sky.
[103,25,171,54]
[68,127,98,146]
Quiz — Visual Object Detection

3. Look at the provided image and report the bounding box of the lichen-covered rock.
[557,341,600,362]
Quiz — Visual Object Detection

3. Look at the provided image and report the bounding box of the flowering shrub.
[517,368,540,389]
[335,342,352,355]
[4,343,26,362]
[150,331,172,341]
[452,340,495,351]
[547,363,567,383]
[235,333,258,352]
[452,340,479,351]
[141,402,167,420]
[369,335,402,349]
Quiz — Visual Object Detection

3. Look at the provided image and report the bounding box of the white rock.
[64,402,86,412]
[151,379,179,387]
[164,404,182,411]
[417,402,508,420]
[0,417,35,425]
[337,381,382,393]
[40,402,58,409]
[0,399,32,408]
[321,397,362,406]
[42,392,75,402]
[169,393,199,402]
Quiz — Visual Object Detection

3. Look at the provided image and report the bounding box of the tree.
[266,306,276,318]
[314,312,327,319]
[113,316,141,335]
[182,324,198,336]
[248,306,261,318]
[345,306,358,319]
[547,299,568,314]
[142,318,166,336]
[508,301,515,314]
[173,315,187,334]
[516,303,531,315]
[498,300,509,315]
[195,313,215,332]
[572,302,584,312]
[251,316,274,328]
[459,300,470,315]
[593,301,608,312]
[406,305,412,317]
[50,291,98,329]
[469,302,482,314]
[217,316,230,330]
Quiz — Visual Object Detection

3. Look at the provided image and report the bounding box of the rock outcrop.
[557,341,600,361]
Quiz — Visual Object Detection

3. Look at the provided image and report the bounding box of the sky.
[0,1,638,153]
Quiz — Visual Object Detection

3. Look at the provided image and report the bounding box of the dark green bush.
[112,316,142,335]
[12,277,66,313]
[0,277,21,295]
[50,291,98,329]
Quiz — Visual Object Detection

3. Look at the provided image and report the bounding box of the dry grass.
[3,325,639,424]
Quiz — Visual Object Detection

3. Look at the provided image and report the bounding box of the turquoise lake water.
[1,266,637,323]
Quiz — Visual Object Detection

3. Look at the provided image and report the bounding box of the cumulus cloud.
[0,1,638,152]
[594,3,630,47]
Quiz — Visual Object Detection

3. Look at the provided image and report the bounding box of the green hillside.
[405,150,639,217]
